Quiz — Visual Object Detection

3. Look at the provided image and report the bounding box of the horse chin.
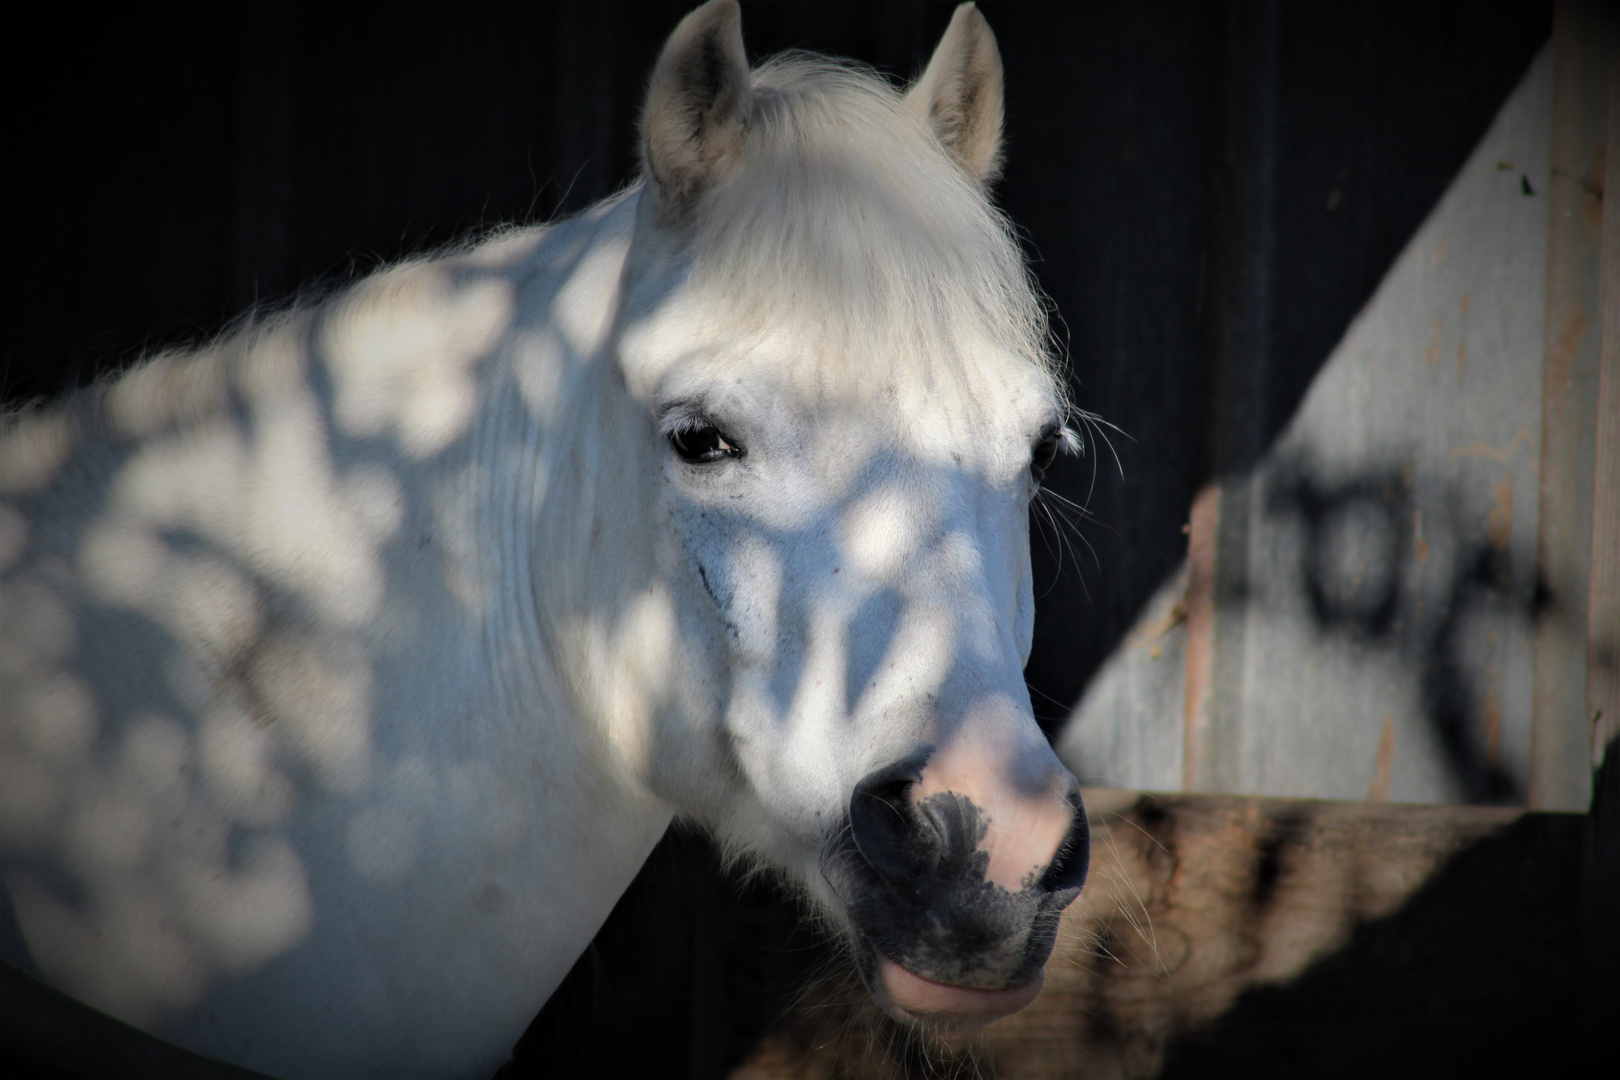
[856,943,1045,1030]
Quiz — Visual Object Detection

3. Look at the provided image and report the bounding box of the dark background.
[2,2,1548,1075]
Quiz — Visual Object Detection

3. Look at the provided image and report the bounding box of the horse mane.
[679,53,1062,404]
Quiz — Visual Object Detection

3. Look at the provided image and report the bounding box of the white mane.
[674,55,1058,400]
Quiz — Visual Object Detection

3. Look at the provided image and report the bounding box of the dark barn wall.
[2,0,1548,730]
[1,2,1550,1076]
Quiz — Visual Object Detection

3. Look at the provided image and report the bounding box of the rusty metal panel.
[1220,41,1551,805]
[1064,51,1557,804]
[1058,568,1190,792]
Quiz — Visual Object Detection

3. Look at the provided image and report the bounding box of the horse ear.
[905,3,1005,185]
[641,0,753,220]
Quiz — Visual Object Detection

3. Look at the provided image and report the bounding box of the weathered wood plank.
[732,791,1584,1080]
[1585,35,1620,1051]
[1531,0,1611,811]
[1587,6,1620,798]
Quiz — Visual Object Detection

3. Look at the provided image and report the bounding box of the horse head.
[615,0,1089,1028]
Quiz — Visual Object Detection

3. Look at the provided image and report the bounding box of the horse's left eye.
[669,421,744,464]
[1031,429,1062,483]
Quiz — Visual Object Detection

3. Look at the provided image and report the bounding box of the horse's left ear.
[905,3,1005,185]
[641,0,753,221]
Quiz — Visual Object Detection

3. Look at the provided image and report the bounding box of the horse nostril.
[1037,793,1090,896]
[850,760,939,884]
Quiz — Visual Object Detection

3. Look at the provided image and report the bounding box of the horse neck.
[2,189,676,865]
[467,193,681,801]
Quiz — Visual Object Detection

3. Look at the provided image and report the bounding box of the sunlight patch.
[326,265,514,458]
[840,485,930,583]
[0,410,76,496]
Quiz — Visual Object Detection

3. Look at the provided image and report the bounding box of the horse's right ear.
[641,0,753,222]
[905,3,1004,185]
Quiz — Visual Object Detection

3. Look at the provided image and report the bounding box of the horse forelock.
[667,54,1062,413]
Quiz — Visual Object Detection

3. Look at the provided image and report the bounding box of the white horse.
[0,3,1088,1075]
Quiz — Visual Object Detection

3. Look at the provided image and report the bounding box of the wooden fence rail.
[7,772,1610,1079]
[733,791,1591,1079]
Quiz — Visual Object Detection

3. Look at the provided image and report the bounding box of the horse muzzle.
[822,753,1090,1029]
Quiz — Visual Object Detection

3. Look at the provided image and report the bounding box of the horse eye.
[669,421,744,464]
[1031,429,1062,483]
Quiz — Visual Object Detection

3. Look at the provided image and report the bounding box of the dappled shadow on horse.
[0,3,1087,1075]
